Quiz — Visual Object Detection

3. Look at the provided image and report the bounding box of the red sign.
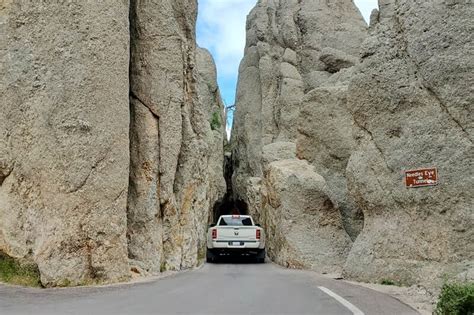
[405,168,438,188]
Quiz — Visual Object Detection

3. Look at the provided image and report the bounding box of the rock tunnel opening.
[211,150,248,223]
[212,197,249,224]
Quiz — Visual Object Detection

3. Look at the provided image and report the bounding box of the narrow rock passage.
[0,263,418,315]
[211,149,249,223]
[212,197,249,223]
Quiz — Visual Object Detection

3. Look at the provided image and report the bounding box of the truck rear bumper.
[209,240,264,250]
[208,247,264,256]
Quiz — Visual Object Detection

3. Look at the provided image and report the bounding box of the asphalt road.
[0,261,418,315]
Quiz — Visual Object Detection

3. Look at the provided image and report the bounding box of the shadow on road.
[209,255,265,265]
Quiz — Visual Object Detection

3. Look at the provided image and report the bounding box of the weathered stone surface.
[196,47,227,261]
[344,0,474,288]
[262,159,352,273]
[127,98,162,274]
[319,47,359,73]
[1,0,226,286]
[297,85,363,240]
[262,142,296,166]
[231,0,367,266]
[0,1,130,286]
[129,0,226,273]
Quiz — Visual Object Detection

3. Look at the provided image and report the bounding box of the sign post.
[405,168,438,188]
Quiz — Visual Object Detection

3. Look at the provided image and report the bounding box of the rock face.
[0,1,131,286]
[231,0,368,270]
[232,0,473,287]
[196,47,228,243]
[344,0,474,287]
[262,159,352,273]
[121,0,226,274]
[297,69,364,239]
[1,0,226,286]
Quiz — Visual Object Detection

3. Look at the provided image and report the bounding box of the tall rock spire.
[231,0,368,273]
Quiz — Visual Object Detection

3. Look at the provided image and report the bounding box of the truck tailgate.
[216,226,257,241]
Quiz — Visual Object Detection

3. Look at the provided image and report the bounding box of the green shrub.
[380,279,397,286]
[0,252,41,287]
[435,282,474,315]
[160,262,167,273]
[210,111,221,131]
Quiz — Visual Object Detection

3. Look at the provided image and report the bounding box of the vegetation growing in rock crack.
[0,252,41,287]
[210,111,221,131]
[435,282,474,315]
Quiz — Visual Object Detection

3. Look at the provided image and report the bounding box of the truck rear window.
[219,217,253,226]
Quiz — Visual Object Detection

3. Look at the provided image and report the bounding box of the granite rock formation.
[231,0,368,271]
[2,0,472,292]
[0,0,226,286]
[262,159,352,273]
[343,0,474,287]
[232,0,473,289]
[1,1,131,286]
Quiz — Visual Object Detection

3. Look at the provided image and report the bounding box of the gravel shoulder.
[344,280,436,315]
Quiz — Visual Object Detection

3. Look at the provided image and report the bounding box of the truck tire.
[256,249,265,263]
[206,249,216,263]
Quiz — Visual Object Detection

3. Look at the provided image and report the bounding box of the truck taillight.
[256,229,261,240]
[212,229,217,239]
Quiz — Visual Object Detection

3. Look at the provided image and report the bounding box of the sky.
[196,0,379,135]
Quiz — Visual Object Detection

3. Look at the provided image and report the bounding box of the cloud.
[197,0,256,77]
[197,0,256,107]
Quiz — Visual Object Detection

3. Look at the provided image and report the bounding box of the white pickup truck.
[207,215,265,263]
